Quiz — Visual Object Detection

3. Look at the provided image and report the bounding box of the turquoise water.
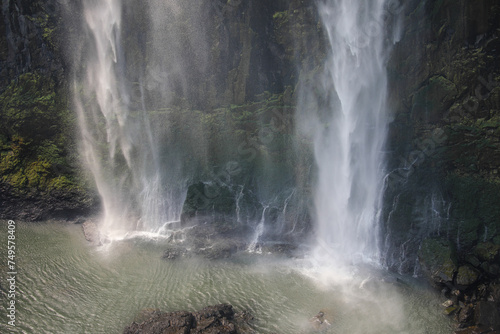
[0,221,453,333]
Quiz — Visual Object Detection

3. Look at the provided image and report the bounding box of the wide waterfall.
[298,0,401,265]
[72,0,209,238]
[71,0,401,254]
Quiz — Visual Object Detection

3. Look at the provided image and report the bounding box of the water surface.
[1,221,453,333]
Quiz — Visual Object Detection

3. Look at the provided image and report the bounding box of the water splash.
[298,0,401,266]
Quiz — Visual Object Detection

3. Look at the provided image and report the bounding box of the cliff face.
[384,1,500,329]
[0,0,498,271]
[384,0,500,271]
[0,0,94,220]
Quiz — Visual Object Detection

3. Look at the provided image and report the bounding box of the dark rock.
[474,301,500,329]
[162,246,188,260]
[456,265,481,288]
[474,243,500,263]
[457,304,474,326]
[124,311,194,334]
[134,308,162,323]
[0,180,96,222]
[418,238,458,285]
[123,304,253,334]
[195,240,239,260]
[489,281,500,302]
[455,326,500,334]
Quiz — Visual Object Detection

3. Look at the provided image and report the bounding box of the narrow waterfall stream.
[301,0,399,265]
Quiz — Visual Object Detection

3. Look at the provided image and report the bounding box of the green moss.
[419,238,458,283]
[0,72,84,195]
[273,11,289,27]
[474,242,500,262]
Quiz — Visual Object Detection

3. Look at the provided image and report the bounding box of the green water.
[1,221,453,333]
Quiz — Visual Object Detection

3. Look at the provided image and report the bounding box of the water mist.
[72,0,200,238]
[298,0,401,266]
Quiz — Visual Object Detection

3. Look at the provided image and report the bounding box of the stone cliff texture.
[384,0,500,330]
[0,0,95,220]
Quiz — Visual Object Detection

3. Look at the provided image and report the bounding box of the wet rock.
[474,243,500,263]
[445,306,459,316]
[457,304,474,326]
[161,220,252,261]
[134,308,162,323]
[123,304,253,334]
[456,265,481,288]
[480,263,500,277]
[418,238,458,285]
[124,310,194,334]
[162,246,188,260]
[454,326,500,334]
[196,240,239,260]
[82,220,102,246]
[0,180,96,222]
[488,281,500,302]
[443,299,454,308]
[474,301,500,330]
[259,242,297,256]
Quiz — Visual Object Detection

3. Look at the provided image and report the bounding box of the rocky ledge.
[161,217,298,261]
[123,304,254,334]
[0,180,96,222]
[418,238,500,332]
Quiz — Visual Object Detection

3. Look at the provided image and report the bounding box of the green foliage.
[0,73,59,140]
[0,72,81,194]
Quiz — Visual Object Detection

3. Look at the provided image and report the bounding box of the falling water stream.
[73,0,191,239]
[298,0,401,266]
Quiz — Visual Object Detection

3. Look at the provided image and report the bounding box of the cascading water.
[73,0,189,238]
[299,0,401,265]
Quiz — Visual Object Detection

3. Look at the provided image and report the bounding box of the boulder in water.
[123,304,254,334]
[81,220,102,246]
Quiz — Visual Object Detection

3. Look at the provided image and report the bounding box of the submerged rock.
[81,220,102,246]
[123,304,253,334]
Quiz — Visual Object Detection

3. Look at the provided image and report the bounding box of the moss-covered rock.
[419,238,458,284]
[474,242,500,263]
[456,265,480,287]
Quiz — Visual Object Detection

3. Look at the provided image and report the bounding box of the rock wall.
[384,0,500,330]
[0,0,95,220]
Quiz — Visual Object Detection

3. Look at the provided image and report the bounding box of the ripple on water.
[3,222,453,334]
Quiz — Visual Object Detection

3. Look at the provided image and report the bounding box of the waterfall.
[247,205,269,253]
[299,0,401,265]
[72,0,190,238]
